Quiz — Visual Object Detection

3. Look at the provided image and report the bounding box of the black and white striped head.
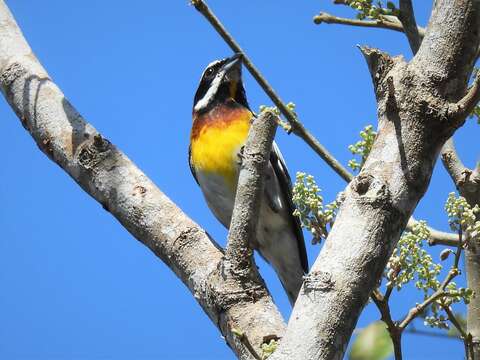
[193,54,249,114]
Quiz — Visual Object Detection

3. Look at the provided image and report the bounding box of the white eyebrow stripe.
[194,70,224,112]
[199,60,221,80]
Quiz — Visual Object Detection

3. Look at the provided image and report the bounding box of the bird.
[188,53,308,305]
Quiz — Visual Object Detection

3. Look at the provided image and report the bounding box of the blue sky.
[0,1,477,359]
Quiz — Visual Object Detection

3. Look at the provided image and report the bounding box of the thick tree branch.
[441,138,470,189]
[398,0,421,54]
[225,110,277,278]
[0,2,286,358]
[441,138,480,207]
[271,1,480,357]
[313,12,426,39]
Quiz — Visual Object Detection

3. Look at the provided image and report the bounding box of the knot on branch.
[0,62,27,88]
[351,174,391,207]
[303,270,334,294]
[39,134,54,160]
[76,133,112,170]
[208,272,267,310]
[206,255,269,311]
[313,12,331,24]
[172,227,204,254]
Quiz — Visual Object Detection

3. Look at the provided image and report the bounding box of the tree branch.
[447,71,480,124]
[441,138,469,191]
[442,305,474,359]
[405,217,459,247]
[0,2,286,358]
[225,110,277,277]
[398,0,421,54]
[313,12,426,39]
[441,138,480,206]
[371,290,403,360]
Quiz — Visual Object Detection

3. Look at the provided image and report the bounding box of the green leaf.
[349,321,394,360]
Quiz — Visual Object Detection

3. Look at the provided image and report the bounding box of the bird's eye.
[205,68,214,77]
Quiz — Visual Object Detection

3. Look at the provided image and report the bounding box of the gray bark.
[225,111,278,273]
[0,2,286,358]
[271,1,480,359]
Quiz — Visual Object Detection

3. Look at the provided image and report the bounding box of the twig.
[398,0,421,54]
[371,230,464,347]
[384,283,394,302]
[454,228,463,269]
[441,138,480,208]
[442,305,473,358]
[405,217,460,247]
[372,268,463,359]
[371,290,403,360]
[441,138,468,188]
[398,268,460,331]
[313,12,425,38]
[443,306,468,339]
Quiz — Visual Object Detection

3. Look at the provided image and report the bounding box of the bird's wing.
[188,144,199,185]
[268,142,308,273]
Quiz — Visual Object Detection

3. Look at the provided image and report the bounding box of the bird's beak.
[223,53,242,71]
[221,54,243,97]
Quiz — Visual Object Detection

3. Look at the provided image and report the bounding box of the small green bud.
[440,248,453,261]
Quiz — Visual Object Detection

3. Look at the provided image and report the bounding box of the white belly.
[196,171,237,228]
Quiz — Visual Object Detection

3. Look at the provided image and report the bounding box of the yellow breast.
[190,105,252,185]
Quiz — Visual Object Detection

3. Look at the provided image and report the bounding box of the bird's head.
[193,53,249,114]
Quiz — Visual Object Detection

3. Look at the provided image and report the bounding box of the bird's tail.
[257,229,306,306]
[277,267,304,306]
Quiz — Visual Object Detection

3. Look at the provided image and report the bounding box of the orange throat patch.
[190,104,252,185]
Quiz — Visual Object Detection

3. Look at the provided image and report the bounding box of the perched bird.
[189,54,308,304]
